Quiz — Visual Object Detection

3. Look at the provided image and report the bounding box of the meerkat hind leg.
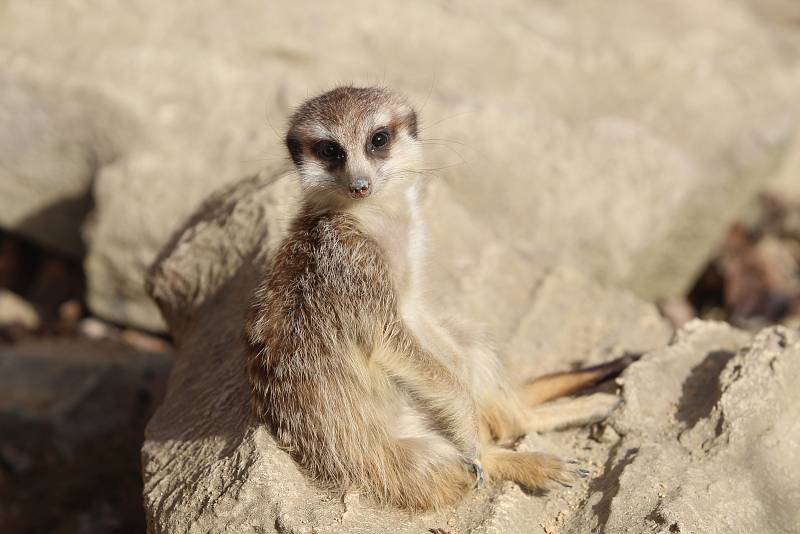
[482,447,590,489]
[519,354,638,407]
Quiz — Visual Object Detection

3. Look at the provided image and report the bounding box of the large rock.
[2,0,799,331]
[0,73,138,258]
[142,172,673,533]
[562,322,800,534]
[144,171,800,532]
[0,338,172,533]
[767,134,800,203]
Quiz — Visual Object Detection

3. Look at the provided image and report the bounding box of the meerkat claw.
[469,460,485,489]
[553,458,594,487]
[568,460,593,480]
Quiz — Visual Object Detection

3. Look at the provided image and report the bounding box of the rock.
[0,338,172,533]
[767,134,800,203]
[0,289,40,331]
[561,321,800,534]
[142,172,672,533]
[0,73,138,259]
[2,0,799,331]
[144,170,800,532]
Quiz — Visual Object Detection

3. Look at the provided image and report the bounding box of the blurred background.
[1,0,799,532]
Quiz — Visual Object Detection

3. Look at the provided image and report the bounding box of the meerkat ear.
[405,109,418,139]
[286,135,303,167]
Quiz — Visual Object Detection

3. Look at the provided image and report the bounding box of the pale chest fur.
[348,184,425,303]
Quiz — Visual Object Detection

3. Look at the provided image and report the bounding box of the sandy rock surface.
[768,134,800,203]
[142,171,676,533]
[2,0,799,331]
[143,171,800,533]
[564,322,800,533]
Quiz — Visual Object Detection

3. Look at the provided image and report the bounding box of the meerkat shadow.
[520,485,549,498]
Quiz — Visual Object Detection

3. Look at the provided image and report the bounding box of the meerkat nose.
[349,178,371,198]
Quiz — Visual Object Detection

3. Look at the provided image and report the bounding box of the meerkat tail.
[519,354,639,406]
[482,447,589,489]
[525,393,622,433]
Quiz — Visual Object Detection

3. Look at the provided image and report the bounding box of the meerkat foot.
[565,458,593,483]
[532,455,593,489]
[483,449,592,490]
[527,392,622,433]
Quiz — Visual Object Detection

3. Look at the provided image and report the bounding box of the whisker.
[417,162,469,172]
[417,135,473,167]
[382,169,448,184]
[418,110,476,130]
[262,104,285,142]
[259,167,299,187]
[416,73,438,115]
[422,146,469,167]
[419,137,472,149]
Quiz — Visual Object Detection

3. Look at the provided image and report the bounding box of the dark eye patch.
[313,140,346,163]
[286,136,303,166]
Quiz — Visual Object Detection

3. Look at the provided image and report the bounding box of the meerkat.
[245,86,633,510]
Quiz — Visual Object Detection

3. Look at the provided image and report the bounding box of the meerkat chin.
[244,86,632,511]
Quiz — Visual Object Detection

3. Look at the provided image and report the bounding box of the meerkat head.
[285,86,421,205]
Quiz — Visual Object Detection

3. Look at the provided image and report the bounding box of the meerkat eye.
[314,140,345,162]
[370,130,390,150]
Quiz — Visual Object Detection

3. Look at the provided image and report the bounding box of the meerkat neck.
[346,182,427,294]
[348,189,414,228]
